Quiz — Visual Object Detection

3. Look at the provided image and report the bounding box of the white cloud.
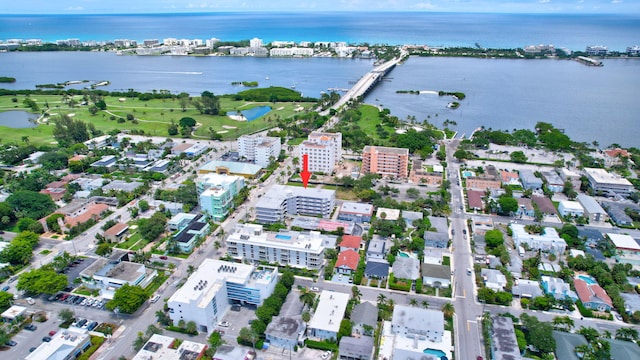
[65,6,85,11]
[611,0,622,4]
[413,2,435,10]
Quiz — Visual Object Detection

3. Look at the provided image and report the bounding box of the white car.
[310,287,320,292]
[218,321,230,327]
[149,294,161,303]
[26,297,35,305]
[321,351,332,359]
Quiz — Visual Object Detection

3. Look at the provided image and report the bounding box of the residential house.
[308,291,350,341]
[558,200,584,217]
[171,214,210,253]
[335,250,360,275]
[543,171,564,193]
[79,255,157,299]
[466,176,502,191]
[472,216,494,235]
[350,302,377,337]
[265,316,305,350]
[90,155,117,169]
[573,277,613,311]
[338,336,374,360]
[104,222,129,243]
[519,169,543,191]
[339,235,362,252]
[603,201,639,226]
[603,148,631,167]
[424,231,449,249]
[366,237,388,261]
[481,268,507,291]
[532,196,558,215]
[392,256,420,281]
[410,160,443,185]
[102,180,144,193]
[421,263,451,288]
[402,210,423,228]
[40,180,68,201]
[553,331,588,360]
[541,276,578,301]
[576,194,609,223]
[364,259,389,280]
[516,198,535,217]
[391,306,444,343]
[375,207,400,221]
[511,279,543,298]
[26,328,91,360]
[501,171,521,186]
[607,233,640,266]
[467,190,485,211]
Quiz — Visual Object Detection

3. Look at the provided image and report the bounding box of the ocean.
[1,12,639,51]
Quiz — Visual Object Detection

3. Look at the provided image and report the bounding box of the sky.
[2,0,638,14]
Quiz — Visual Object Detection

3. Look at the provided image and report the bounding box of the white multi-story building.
[255,185,335,224]
[197,173,245,221]
[167,259,278,334]
[584,168,634,196]
[299,132,342,174]
[237,135,281,167]
[226,223,326,269]
[132,334,207,360]
[308,290,350,341]
[250,37,263,48]
[510,223,567,254]
[269,47,314,57]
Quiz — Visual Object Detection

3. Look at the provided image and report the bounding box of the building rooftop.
[392,305,444,334]
[25,328,90,360]
[421,263,451,280]
[265,316,304,341]
[102,180,144,192]
[229,223,327,253]
[339,201,374,215]
[559,200,583,212]
[255,184,335,210]
[363,145,409,155]
[199,160,263,176]
[335,250,360,271]
[338,336,374,359]
[573,277,613,307]
[289,216,353,235]
[351,302,378,328]
[607,233,640,251]
[553,331,588,360]
[308,290,350,334]
[132,334,206,360]
[576,194,607,214]
[392,256,420,280]
[365,259,389,278]
[104,222,129,237]
[584,167,633,186]
[492,316,522,360]
[339,235,362,250]
[532,196,557,214]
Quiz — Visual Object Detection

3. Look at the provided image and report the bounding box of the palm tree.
[409,298,418,307]
[377,293,387,306]
[299,290,316,308]
[351,286,361,302]
[421,300,430,309]
[615,327,639,341]
[441,303,454,319]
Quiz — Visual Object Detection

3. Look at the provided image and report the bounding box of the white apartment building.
[255,185,335,224]
[308,290,350,341]
[269,47,314,57]
[226,224,326,269]
[249,37,263,48]
[238,135,281,167]
[299,132,342,174]
[510,223,567,254]
[167,259,278,334]
[584,167,634,196]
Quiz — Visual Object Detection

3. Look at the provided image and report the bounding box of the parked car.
[48,330,57,336]
[29,347,37,352]
[42,336,52,342]
[159,256,168,260]
[1,286,9,292]
[76,319,87,328]
[310,287,320,292]
[24,324,37,331]
[87,321,98,331]
[150,294,160,303]
[5,340,17,347]
[218,321,230,327]
[321,351,332,359]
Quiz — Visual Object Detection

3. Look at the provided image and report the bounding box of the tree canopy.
[6,190,57,220]
[138,212,168,241]
[17,267,67,295]
[52,114,91,147]
[106,284,148,314]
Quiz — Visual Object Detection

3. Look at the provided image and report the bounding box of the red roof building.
[339,235,362,252]
[467,190,485,210]
[335,250,360,274]
[573,277,613,312]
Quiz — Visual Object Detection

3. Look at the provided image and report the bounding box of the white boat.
[265,76,270,80]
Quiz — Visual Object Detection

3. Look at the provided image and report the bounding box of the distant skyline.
[4,0,639,14]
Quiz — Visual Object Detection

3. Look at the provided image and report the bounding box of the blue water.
[423,348,447,360]
[398,252,410,258]
[0,110,38,128]
[462,171,474,178]
[1,13,639,51]
[240,106,271,121]
[275,234,292,240]
[578,275,597,285]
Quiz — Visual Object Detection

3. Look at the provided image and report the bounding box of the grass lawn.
[356,104,396,142]
[40,250,52,255]
[336,187,359,201]
[0,94,314,146]
[116,232,141,249]
[145,272,170,295]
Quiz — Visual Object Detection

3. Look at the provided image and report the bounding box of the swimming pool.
[240,106,271,121]
[275,234,292,241]
[462,170,475,178]
[578,275,597,285]
[399,252,410,258]
[423,348,447,360]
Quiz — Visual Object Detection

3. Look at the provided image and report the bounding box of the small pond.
[0,111,39,128]
[239,106,271,121]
